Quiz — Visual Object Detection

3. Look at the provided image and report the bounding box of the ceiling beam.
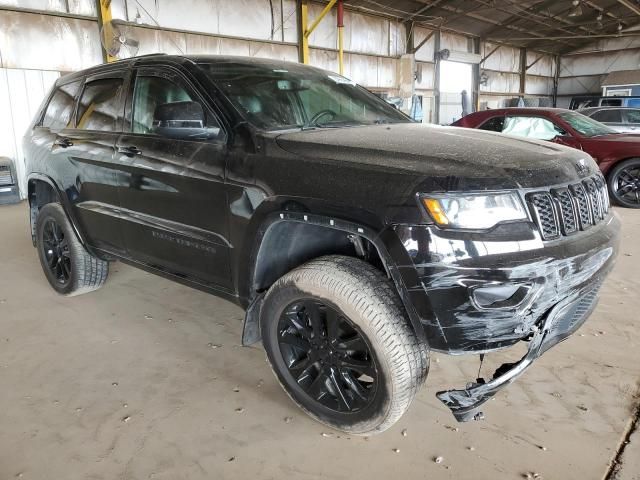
[617,0,640,17]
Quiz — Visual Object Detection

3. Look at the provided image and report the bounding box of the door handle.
[54,138,73,148]
[117,145,142,157]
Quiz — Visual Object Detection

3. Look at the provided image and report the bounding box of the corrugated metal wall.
[557,37,640,107]
[479,42,556,109]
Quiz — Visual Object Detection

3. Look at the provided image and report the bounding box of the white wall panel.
[0,10,101,70]
[525,75,553,95]
[0,68,59,195]
[481,42,519,73]
[128,26,187,55]
[125,0,282,41]
[560,50,640,77]
[441,31,469,52]
[389,21,406,57]
[0,0,66,12]
[481,71,519,94]
[415,62,435,90]
[526,51,554,77]
[249,42,298,62]
[557,75,604,95]
[377,57,397,88]
[414,27,435,62]
[347,10,387,56]
[310,48,339,73]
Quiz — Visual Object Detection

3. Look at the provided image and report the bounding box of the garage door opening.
[439,60,473,125]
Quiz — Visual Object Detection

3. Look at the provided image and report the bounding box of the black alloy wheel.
[41,217,72,286]
[277,299,377,413]
[609,158,640,208]
[35,203,109,296]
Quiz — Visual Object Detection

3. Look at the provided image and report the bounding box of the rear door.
[115,65,232,290]
[623,109,640,133]
[49,69,128,255]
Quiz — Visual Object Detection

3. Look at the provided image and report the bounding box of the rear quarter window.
[42,81,81,130]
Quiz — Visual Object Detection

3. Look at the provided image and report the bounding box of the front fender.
[239,208,431,346]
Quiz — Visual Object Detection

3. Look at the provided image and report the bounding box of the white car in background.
[579,107,640,133]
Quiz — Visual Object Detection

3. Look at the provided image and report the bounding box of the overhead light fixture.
[618,22,623,34]
[596,12,603,21]
[568,0,583,17]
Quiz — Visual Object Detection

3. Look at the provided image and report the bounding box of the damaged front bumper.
[391,211,620,422]
[436,278,602,421]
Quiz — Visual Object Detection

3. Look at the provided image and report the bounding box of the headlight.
[420,192,527,229]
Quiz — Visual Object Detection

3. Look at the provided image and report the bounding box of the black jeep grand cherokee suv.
[24,54,619,434]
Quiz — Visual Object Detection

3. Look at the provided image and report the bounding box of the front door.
[115,66,232,290]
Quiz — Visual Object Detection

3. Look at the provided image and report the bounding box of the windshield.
[557,111,618,137]
[198,61,410,131]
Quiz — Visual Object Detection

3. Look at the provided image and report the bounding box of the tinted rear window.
[42,81,81,130]
[76,78,123,131]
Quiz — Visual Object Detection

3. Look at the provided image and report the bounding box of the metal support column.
[519,47,527,95]
[337,0,344,74]
[298,0,337,65]
[95,0,115,63]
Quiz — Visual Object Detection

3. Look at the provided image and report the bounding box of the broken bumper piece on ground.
[436,280,602,422]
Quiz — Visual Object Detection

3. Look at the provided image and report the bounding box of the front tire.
[608,158,640,208]
[35,203,109,296]
[260,255,429,435]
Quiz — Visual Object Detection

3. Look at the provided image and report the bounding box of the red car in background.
[453,108,640,208]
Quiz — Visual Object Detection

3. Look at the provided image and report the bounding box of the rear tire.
[608,158,640,208]
[35,203,109,296]
[260,255,429,435]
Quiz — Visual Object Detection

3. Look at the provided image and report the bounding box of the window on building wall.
[42,81,82,130]
[76,78,124,131]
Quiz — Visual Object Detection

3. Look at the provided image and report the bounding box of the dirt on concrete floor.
[0,201,639,480]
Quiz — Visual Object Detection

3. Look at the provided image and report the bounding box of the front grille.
[527,175,609,240]
[0,166,12,186]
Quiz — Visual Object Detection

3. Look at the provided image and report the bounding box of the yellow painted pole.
[97,0,116,63]
[300,0,310,64]
[337,0,344,75]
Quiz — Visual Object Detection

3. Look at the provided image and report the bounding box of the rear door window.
[42,81,81,130]
[624,110,640,124]
[76,78,124,131]
[478,116,505,132]
[591,109,622,123]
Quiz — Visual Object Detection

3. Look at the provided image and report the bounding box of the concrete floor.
[1,201,639,480]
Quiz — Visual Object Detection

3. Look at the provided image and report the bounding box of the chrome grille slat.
[528,175,609,241]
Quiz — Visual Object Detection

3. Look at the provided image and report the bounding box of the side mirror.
[152,101,220,140]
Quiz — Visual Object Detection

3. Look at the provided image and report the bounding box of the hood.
[275,123,595,190]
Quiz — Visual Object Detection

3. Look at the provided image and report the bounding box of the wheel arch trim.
[27,173,90,250]
[241,210,428,346]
